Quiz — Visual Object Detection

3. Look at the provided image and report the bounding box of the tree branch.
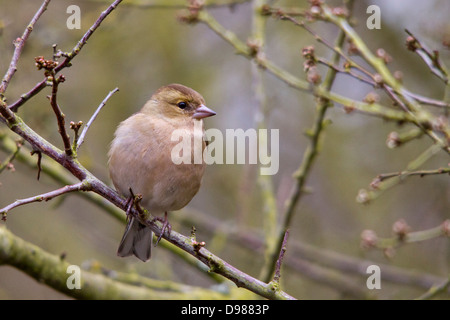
[76,87,119,151]
[271,230,289,286]
[405,29,449,85]
[48,72,73,156]
[362,220,450,251]
[416,275,450,300]
[0,226,232,299]
[261,1,354,282]
[8,80,49,113]
[0,0,51,95]
[177,208,450,297]
[5,0,123,114]
[55,0,124,72]
[359,144,443,204]
[0,182,90,218]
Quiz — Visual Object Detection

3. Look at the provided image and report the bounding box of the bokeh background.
[0,0,449,299]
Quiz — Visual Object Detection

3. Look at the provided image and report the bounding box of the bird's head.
[143,84,216,121]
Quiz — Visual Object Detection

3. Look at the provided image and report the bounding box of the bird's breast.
[109,114,207,214]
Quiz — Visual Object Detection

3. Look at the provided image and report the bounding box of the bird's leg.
[124,194,134,221]
[127,187,145,219]
[154,211,171,246]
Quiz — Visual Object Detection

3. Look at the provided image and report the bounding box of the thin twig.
[0,138,23,174]
[30,149,43,180]
[76,87,119,150]
[177,208,450,296]
[272,230,289,285]
[140,214,297,299]
[364,220,450,251]
[261,0,354,283]
[9,79,49,112]
[89,0,251,9]
[49,74,72,156]
[6,0,122,113]
[322,5,450,153]
[405,29,449,84]
[375,167,450,183]
[386,128,424,148]
[249,0,279,283]
[316,57,450,109]
[70,121,83,149]
[0,0,51,95]
[316,57,375,87]
[278,13,375,82]
[360,144,443,203]
[195,11,419,125]
[416,276,450,300]
[0,181,90,218]
[55,0,124,72]
[262,6,309,17]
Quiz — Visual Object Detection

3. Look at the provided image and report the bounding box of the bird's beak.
[193,104,216,119]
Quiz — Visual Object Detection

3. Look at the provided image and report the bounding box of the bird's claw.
[153,212,171,246]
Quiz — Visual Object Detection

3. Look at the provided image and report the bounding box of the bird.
[108,84,216,261]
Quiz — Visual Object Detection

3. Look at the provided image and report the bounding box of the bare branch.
[405,29,449,84]
[262,6,353,282]
[6,0,123,113]
[362,219,450,252]
[76,87,119,151]
[30,149,43,180]
[374,167,450,183]
[0,0,51,95]
[91,0,251,9]
[0,226,231,299]
[0,138,22,174]
[8,80,49,113]
[48,73,72,156]
[359,144,443,203]
[179,208,450,296]
[416,276,450,300]
[271,230,289,285]
[115,198,296,300]
[55,0,124,72]
[0,181,90,218]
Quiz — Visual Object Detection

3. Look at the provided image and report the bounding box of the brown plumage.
[108,84,216,261]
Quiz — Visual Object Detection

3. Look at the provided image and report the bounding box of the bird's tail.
[117,216,152,262]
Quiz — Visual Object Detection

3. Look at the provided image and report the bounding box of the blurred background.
[0,0,449,299]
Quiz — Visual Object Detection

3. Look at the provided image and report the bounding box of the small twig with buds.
[322,5,450,152]
[70,121,83,150]
[358,144,443,203]
[0,138,23,174]
[361,220,450,253]
[405,29,449,84]
[261,2,355,283]
[76,87,119,151]
[385,128,424,149]
[5,0,122,114]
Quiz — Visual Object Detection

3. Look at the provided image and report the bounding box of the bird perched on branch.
[108,84,216,261]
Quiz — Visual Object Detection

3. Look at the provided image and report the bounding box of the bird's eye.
[177,101,187,109]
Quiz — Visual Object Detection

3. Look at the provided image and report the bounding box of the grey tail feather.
[117,216,152,262]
